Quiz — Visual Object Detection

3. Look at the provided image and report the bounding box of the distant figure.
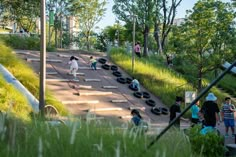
[191,101,200,125]
[134,42,141,58]
[131,78,140,92]
[167,55,173,66]
[131,109,143,126]
[89,56,97,70]
[221,97,235,137]
[199,93,220,128]
[68,56,79,80]
[169,96,188,128]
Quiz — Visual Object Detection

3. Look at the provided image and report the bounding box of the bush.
[187,125,225,157]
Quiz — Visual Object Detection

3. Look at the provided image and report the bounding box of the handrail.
[147,60,236,149]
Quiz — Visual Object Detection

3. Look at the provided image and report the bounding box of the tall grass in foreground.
[109,48,194,107]
[0,41,68,116]
[0,114,196,157]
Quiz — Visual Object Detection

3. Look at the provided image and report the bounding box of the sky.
[96,0,231,29]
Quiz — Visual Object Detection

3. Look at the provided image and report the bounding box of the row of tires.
[98,58,169,116]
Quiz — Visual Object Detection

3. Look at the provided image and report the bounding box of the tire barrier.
[142,92,150,99]
[145,99,156,107]
[128,84,138,91]
[126,77,132,84]
[44,105,59,116]
[151,107,161,115]
[160,107,169,115]
[98,58,107,64]
[111,65,118,71]
[117,77,126,84]
[133,91,142,98]
[102,64,110,70]
[112,71,122,77]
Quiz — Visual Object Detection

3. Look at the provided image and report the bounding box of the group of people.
[68,55,97,80]
[169,92,235,137]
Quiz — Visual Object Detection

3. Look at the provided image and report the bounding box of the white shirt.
[68,59,78,69]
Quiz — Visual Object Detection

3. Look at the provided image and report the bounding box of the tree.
[170,0,235,92]
[0,0,40,32]
[153,0,182,56]
[68,0,106,51]
[113,0,155,56]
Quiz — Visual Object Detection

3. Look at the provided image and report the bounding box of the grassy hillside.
[0,41,68,116]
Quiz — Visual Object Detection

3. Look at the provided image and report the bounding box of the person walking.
[68,56,79,80]
[134,42,141,58]
[221,97,235,137]
[191,101,200,126]
[169,96,188,128]
[199,93,220,128]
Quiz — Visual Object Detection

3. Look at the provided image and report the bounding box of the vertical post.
[39,0,46,115]
[132,15,136,73]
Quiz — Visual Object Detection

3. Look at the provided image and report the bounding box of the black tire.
[160,107,169,115]
[102,64,110,70]
[98,58,107,64]
[111,65,118,71]
[128,84,138,91]
[145,99,156,107]
[113,71,122,77]
[133,92,142,98]
[126,77,132,84]
[151,107,161,115]
[142,92,150,99]
[117,77,126,84]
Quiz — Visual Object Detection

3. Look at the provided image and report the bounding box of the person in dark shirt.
[199,93,220,127]
[169,96,186,128]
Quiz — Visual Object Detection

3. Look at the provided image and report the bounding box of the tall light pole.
[39,0,46,115]
[132,14,137,73]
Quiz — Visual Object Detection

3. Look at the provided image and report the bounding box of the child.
[191,101,200,126]
[134,42,141,58]
[131,78,140,92]
[131,109,143,126]
[89,56,97,70]
[221,97,235,137]
[68,56,79,80]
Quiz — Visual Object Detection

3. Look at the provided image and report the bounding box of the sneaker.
[73,78,79,81]
[225,134,229,138]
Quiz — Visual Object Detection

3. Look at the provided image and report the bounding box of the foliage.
[0,34,56,51]
[187,125,225,157]
[68,0,106,51]
[0,0,40,32]
[109,47,194,107]
[169,0,235,91]
[0,41,68,115]
[0,114,197,157]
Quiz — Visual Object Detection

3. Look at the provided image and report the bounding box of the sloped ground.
[15,49,236,145]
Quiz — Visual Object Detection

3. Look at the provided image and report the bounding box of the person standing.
[89,56,97,70]
[169,96,188,128]
[68,56,79,80]
[134,42,141,58]
[199,93,220,128]
[131,78,140,92]
[221,97,235,137]
[191,101,200,125]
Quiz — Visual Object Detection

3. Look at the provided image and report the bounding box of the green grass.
[0,41,68,116]
[0,115,196,157]
[109,48,194,107]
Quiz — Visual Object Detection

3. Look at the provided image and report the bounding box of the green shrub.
[187,125,225,157]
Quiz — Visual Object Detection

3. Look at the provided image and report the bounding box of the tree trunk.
[86,31,90,51]
[54,16,58,48]
[197,66,203,93]
[154,23,163,55]
[143,25,149,57]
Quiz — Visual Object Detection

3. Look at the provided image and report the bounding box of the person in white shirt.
[68,56,79,80]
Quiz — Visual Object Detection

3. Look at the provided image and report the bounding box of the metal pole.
[147,60,236,150]
[132,15,136,73]
[39,0,46,115]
